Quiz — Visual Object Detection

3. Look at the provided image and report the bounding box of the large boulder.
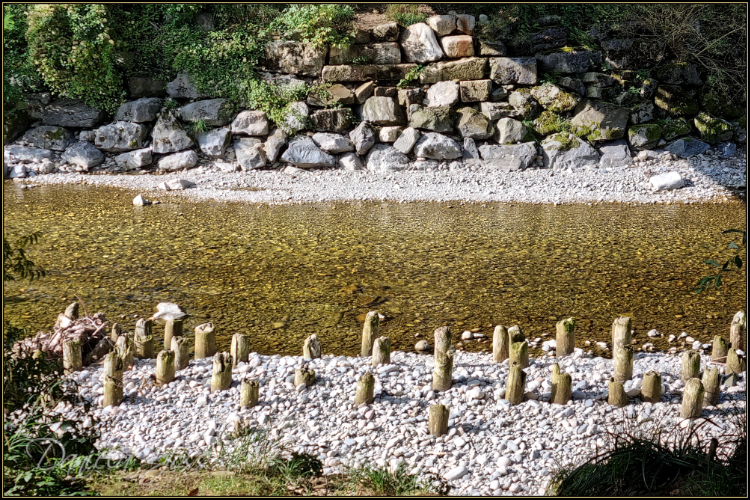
[4,145,54,163]
[166,72,206,99]
[455,107,494,140]
[329,43,401,65]
[441,35,474,58]
[694,112,734,143]
[22,126,73,151]
[128,77,167,98]
[264,128,288,163]
[284,102,310,133]
[151,114,194,154]
[426,81,460,108]
[661,117,692,141]
[322,65,378,82]
[489,57,537,85]
[478,142,536,171]
[570,99,629,142]
[178,99,233,127]
[413,132,462,160]
[459,80,492,102]
[653,85,700,117]
[494,118,527,145]
[197,127,231,157]
[366,144,410,172]
[627,124,662,151]
[310,108,354,132]
[158,150,198,171]
[598,139,632,168]
[349,121,376,155]
[420,57,487,83]
[400,23,444,64]
[94,122,149,153]
[529,85,579,113]
[541,133,599,169]
[235,138,267,170]
[231,111,269,136]
[280,135,337,168]
[312,132,354,154]
[115,98,162,123]
[307,84,355,107]
[361,97,406,126]
[393,127,421,154]
[409,106,455,133]
[115,148,152,170]
[61,141,104,169]
[535,49,601,74]
[665,138,710,158]
[263,41,327,76]
[426,15,456,36]
[42,98,105,128]
[508,91,542,119]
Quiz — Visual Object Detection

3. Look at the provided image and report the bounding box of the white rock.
[650,172,684,191]
[444,465,469,481]
[461,331,474,340]
[133,194,150,206]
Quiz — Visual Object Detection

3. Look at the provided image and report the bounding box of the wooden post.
[65,302,79,321]
[506,360,526,405]
[556,317,576,356]
[103,351,124,407]
[509,341,529,369]
[294,366,316,387]
[110,323,122,343]
[135,319,155,359]
[550,363,560,402]
[361,311,380,356]
[712,335,729,363]
[551,371,572,405]
[164,318,183,351]
[680,378,704,419]
[240,379,260,408]
[432,326,453,391]
[608,377,628,408]
[612,317,633,384]
[115,334,134,371]
[62,339,82,374]
[730,311,746,353]
[303,334,321,360]
[211,352,233,392]
[702,367,720,407]
[156,350,175,386]
[194,322,216,360]
[372,336,391,366]
[508,325,525,344]
[355,371,375,405]
[492,325,509,363]
[428,404,449,436]
[641,371,662,403]
[171,335,190,371]
[681,350,701,382]
[230,333,251,366]
[725,348,745,376]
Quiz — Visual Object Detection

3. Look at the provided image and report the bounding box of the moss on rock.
[694,112,734,143]
[628,124,662,150]
[546,132,581,152]
[661,117,692,141]
[654,85,700,117]
[533,110,565,136]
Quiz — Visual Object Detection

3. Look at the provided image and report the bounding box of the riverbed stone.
[650,172,684,191]
[628,124,662,150]
[409,106,455,133]
[280,135,337,168]
[4,145,54,163]
[541,132,600,169]
[393,127,421,154]
[494,118,528,145]
[197,127,232,157]
[598,139,632,168]
[235,138,267,170]
[362,97,406,126]
[22,126,73,151]
[61,141,104,169]
[455,107,494,140]
[263,41,327,77]
[479,142,536,171]
[179,99,233,127]
[665,138,710,158]
[426,81,460,108]
[231,111,269,136]
[570,99,629,142]
[94,122,149,153]
[400,23,444,64]
[441,35,474,58]
[420,57,487,83]
[42,98,106,128]
[115,98,162,123]
[312,132,355,154]
[366,144,410,172]
[166,72,206,99]
[459,80,492,102]
[489,57,537,85]
[115,148,153,170]
[413,132,462,160]
[158,150,198,171]
[349,122,376,155]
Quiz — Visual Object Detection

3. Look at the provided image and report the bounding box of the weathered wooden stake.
[240,379,260,408]
[702,367,720,407]
[730,311,746,352]
[492,325,509,363]
[725,348,745,376]
[194,322,216,360]
[428,404,449,436]
[612,317,633,384]
[361,311,380,356]
[681,350,701,382]
[611,316,632,347]
[641,371,662,403]
[712,335,729,363]
[608,377,628,408]
[62,339,82,374]
[550,363,561,402]
[230,333,251,366]
[509,340,529,369]
[103,351,124,407]
[355,371,375,405]
[294,366,316,387]
[508,325,525,344]
[163,318,183,351]
[680,378,704,419]
[432,326,453,391]
[156,350,175,386]
[135,319,155,359]
[372,336,391,366]
[556,317,576,356]
[303,334,321,360]
[115,334,134,370]
[110,323,122,343]
[506,361,526,405]
[171,335,190,371]
[551,371,572,405]
[211,352,233,392]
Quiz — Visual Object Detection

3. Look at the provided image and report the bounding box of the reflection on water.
[3,183,746,357]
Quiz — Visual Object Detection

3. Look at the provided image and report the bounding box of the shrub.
[272,4,355,48]
[385,4,427,27]
[3,4,43,109]
[396,65,424,89]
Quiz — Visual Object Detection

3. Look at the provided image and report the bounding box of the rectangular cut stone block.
[427,15,456,36]
[375,64,419,82]
[489,57,537,85]
[329,43,401,65]
[481,102,518,121]
[441,35,475,58]
[322,65,378,82]
[263,41,327,77]
[479,142,537,171]
[420,58,487,84]
[460,80,492,102]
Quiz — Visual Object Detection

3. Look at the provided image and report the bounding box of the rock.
[718,142,737,158]
[455,107,494,140]
[444,465,469,481]
[42,99,106,128]
[166,72,206,99]
[629,102,654,125]
[354,81,376,104]
[158,150,199,171]
[413,132,462,160]
[179,99,233,127]
[441,35,474,58]
[477,40,507,57]
[654,85,700,117]
[541,133,600,169]
[378,126,402,143]
[4,145,54,163]
[263,41,327,76]
[115,98,162,123]
[234,138,267,170]
[459,80,492,103]
[132,195,150,206]
[280,135,337,168]
[231,111,269,136]
[9,164,27,178]
[338,152,363,171]
[115,148,153,170]
[598,139,632,168]
[366,144,410,172]
[94,122,149,153]
[557,76,586,96]
[312,132,354,154]
[264,129,288,163]
[530,85,579,113]
[393,127,421,154]
[329,43,401,65]
[197,127,232,157]
[508,91,542,119]
[61,141,104,169]
[480,102,517,121]
[656,62,702,86]
[426,15,455,36]
[694,112,734,143]
[409,106,455,133]
[455,14,475,35]
[128,77,167,98]
[462,331,474,340]
[284,102,310,133]
[78,130,96,142]
[420,58,487,83]
[628,124,662,150]
[400,23,444,64]
[307,84,355,107]
[535,49,601,74]
[479,142,536,171]
[489,57,537,85]
[415,340,430,351]
[425,81,460,108]
[532,27,568,52]
[665,138,709,158]
[349,122,376,156]
[370,22,399,42]
[494,118,527,145]
[468,387,485,400]
[322,65,378,83]
[650,172,684,191]
[362,96,406,126]
[22,126,73,151]
[3,107,32,143]
[462,137,480,163]
[215,161,239,173]
[570,99,629,141]
[151,114,194,154]
[166,179,196,190]
[662,118,692,141]
[310,108,354,132]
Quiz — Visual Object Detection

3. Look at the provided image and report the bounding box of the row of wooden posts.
[61,310,745,435]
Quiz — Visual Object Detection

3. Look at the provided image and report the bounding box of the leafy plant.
[187,118,209,138]
[271,4,355,48]
[350,55,371,66]
[694,229,745,294]
[397,65,424,89]
[163,98,178,111]
[540,72,561,86]
[385,4,427,27]
[3,231,46,284]
[628,86,641,95]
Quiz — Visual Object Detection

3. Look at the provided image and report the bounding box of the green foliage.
[3,231,46,284]
[345,462,438,495]
[397,65,424,89]
[163,98,178,111]
[350,55,371,66]
[694,229,745,294]
[272,4,355,48]
[246,80,312,133]
[3,4,42,109]
[187,118,209,139]
[540,72,561,86]
[269,452,323,480]
[385,4,427,27]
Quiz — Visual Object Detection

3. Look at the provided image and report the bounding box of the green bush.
[272,4,355,48]
[3,4,42,109]
[385,4,427,27]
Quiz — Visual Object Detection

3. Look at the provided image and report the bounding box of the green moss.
[738,116,746,129]
[662,117,691,141]
[540,46,577,55]
[654,85,700,116]
[548,132,580,151]
[533,111,565,135]
[629,124,662,145]
[129,139,138,147]
[45,127,66,141]
[694,112,734,142]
